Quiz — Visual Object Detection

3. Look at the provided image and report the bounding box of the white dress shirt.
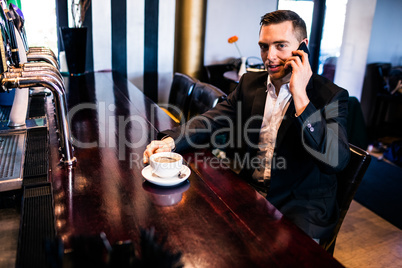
[252,76,292,183]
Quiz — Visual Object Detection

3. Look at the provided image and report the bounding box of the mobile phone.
[288,42,310,71]
[297,42,310,58]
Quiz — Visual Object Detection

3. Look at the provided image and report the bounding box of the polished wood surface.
[47,71,343,267]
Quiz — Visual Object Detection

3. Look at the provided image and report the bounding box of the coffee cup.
[149,152,183,178]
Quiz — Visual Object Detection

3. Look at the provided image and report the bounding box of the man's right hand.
[143,137,175,164]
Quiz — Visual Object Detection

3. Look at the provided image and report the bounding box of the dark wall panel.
[144,0,159,102]
[112,0,127,77]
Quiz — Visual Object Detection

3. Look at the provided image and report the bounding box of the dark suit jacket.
[161,71,350,239]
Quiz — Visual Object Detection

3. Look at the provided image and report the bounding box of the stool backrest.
[321,144,371,255]
[167,73,198,122]
[187,82,226,120]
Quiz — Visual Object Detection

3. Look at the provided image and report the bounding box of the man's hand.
[285,49,312,116]
[143,137,175,164]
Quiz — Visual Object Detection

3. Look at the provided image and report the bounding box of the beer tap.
[2,2,63,127]
[1,63,75,164]
[28,47,57,59]
[4,69,65,93]
[0,3,19,67]
[1,74,76,165]
[9,62,64,82]
[26,52,59,69]
[6,3,59,68]
[0,3,76,165]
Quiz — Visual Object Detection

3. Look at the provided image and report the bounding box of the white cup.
[149,152,183,178]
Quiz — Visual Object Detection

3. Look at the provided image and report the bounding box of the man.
[144,10,350,241]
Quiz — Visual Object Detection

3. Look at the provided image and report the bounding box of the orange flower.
[228,35,242,57]
[228,35,239,44]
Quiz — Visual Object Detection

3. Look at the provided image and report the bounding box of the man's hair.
[260,10,307,42]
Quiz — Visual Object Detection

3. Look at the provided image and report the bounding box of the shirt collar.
[266,75,290,95]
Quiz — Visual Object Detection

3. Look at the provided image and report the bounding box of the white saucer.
[141,165,191,186]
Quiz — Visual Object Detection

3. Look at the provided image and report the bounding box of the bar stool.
[186,81,227,121]
[320,144,371,255]
[160,73,198,124]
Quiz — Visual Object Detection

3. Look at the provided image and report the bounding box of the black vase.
[60,27,87,75]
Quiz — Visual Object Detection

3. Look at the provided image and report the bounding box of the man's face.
[258,21,303,82]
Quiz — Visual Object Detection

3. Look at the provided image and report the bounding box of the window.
[278,0,314,39]
[20,0,58,55]
[277,0,348,81]
[318,0,348,80]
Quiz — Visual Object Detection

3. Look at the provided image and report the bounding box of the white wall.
[366,0,402,66]
[204,0,277,65]
[92,0,112,72]
[127,0,145,91]
[91,0,402,103]
[334,0,377,100]
[92,0,176,103]
[154,0,278,102]
[157,0,176,103]
[90,0,277,103]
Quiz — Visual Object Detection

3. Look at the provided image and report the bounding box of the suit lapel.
[247,81,267,150]
[245,74,317,152]
[276,76,315,149]
[250,81,267,117]
[275,99,295,149]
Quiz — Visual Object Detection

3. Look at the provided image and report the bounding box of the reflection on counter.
[142,180,190,206]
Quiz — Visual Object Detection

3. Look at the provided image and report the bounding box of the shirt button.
[307,123,312,128]
[310,127,314,132]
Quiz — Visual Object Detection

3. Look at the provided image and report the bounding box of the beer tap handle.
[0,28,7,74]
[5,11,19,66]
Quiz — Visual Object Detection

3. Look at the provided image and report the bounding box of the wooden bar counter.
[46,71,344,267]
